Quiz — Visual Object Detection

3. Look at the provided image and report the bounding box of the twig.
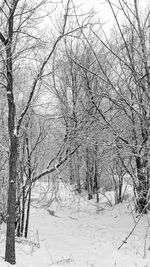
[99,191,113,207]
[118,200,150,250]
[128,199,136,224]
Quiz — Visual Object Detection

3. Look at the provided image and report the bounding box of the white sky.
[75,0,150,13]
[74,0,150,33]
[74,0,114,33]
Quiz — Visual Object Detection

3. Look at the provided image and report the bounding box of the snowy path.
[10,203,150,267]
[1,201,150,267]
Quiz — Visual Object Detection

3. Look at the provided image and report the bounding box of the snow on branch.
[32,144,80,184]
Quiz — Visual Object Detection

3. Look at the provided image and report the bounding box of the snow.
[1,186,150,267]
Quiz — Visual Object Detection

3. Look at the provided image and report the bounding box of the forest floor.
[0,186,150,266]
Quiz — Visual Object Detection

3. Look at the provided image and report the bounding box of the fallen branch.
[118,200,150,250]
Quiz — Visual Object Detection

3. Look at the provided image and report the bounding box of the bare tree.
[83,0,150,212]
[0,0,82,263]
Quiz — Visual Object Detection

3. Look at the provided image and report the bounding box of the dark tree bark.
[20,186,25,236]
[3,1,19,264]
[24,186,31,238]
[24,134,32,238]
[85,147,93,200]
[69,156,74,185]
[93,142,99,203]
[5,136,18,264]
[16,201,21,237]
[136,156,150,213]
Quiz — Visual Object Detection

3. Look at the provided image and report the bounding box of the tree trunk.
[5,136,18,265]
[69,154,74,185]
[118,177,123,203]
[136,156,149,213]
[74,149,81,193]
[24,186,31,238]
[16,200,21,237]
[20,186,25,236]
[94,159,99,203]
[5,3,18,263]
[93,142,99,202]
[24,134,32,238]
[85,147,93,200]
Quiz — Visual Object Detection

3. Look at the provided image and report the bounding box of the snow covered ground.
[1,186,150,266]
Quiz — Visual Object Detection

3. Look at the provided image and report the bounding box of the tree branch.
[32,144,80,184]
[16,0,71,134]
[0,32,8,46]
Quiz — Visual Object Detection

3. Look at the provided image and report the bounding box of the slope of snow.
[1,197,150,267]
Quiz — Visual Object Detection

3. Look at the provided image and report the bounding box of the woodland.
[0,0,150,265]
